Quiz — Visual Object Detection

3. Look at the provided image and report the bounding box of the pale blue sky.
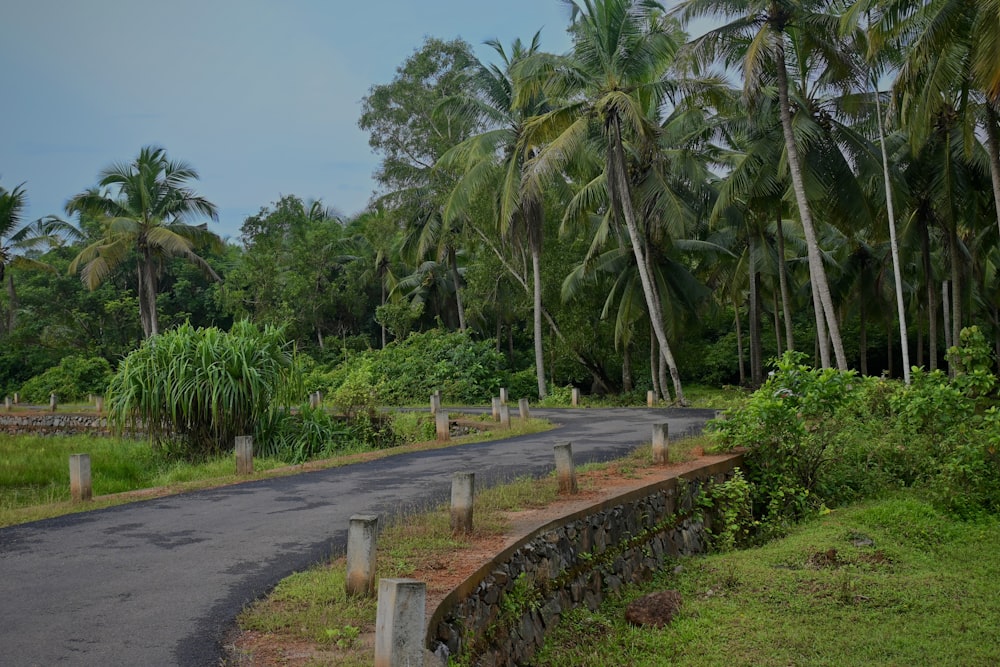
[1,1,706,240]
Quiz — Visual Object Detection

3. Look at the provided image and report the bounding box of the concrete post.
[13,393,19,405]
[4,396,10,412]
[435,411,450,441]
[499,387,508,406]
[554,442,578,494]
[430,393,440,415]
[346,514,379,597]
[450,472,475,534]
[49,393,57,412]
[69,454,92,502]
[499,404,511,429]
[235,435,254,475]
[647,390,655,407]
[374,578,426,667]
[518,398,530,421]
[571,387,580,407]
[95,396,104,415]
[652,423,669,465]
[491,397,501,421]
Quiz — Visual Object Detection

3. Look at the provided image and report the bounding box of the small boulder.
[625,590,682,628]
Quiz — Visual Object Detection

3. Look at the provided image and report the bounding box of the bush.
[19,355,113,403]
[321,329,507,406]
[107,321,302,460]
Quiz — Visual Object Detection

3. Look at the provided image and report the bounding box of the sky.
[1,1,707,241]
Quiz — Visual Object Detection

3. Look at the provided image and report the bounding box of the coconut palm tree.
[676,0,854,370]
[438,34,553,397]
[66,146,221,338]
[520,0,691,403]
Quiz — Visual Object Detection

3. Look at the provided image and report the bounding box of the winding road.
[0,407,714,666]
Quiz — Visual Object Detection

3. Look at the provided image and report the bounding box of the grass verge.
[534,492,1000,667]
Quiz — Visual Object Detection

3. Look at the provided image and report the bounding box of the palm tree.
[521,0,690,403]
[1,182,82,332]
[438,34,552,397]
[66,146,221,338]
[677,0,852,370]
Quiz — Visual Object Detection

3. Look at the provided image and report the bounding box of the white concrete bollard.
[95,396,104,415]
[491,397,501,421]
[374,578,426,667]
[4,396,10,412]
[647,390,655,407]
[346,514,379,597]
[499,387,508,406]
[554,442,578,495]
[450,472,475,534]
[499,404,511,428]
[430,393,440,415]
[235,436,254,475]
[571,387,581,407]
[49,393,57,412]
[13,393,19,405]
[69,454,92,502]
[518,398,530,421]
[652,423,669,465]
[436,411,450,441]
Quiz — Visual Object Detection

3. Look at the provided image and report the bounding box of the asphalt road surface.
[0,407,714,666]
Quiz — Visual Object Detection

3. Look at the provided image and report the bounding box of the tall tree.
[438,34,553,397]
[66,146,221,338]
[677,0,852,370]
[521,0,690,403]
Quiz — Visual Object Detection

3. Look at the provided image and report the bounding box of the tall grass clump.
[107,321,303,461]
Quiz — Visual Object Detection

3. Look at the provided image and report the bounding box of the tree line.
[1,0,999,402]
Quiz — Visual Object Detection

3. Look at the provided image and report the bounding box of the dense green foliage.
[712,328,1000,538]
[18,355,112,403]
[2,0,1000,410]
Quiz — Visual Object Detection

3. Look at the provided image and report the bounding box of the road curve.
[0,407,714,666]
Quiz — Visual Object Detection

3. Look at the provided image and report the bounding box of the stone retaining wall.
[0,413,110,436]
[426,454,743,666]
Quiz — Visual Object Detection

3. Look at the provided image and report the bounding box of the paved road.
[0,407,714,666]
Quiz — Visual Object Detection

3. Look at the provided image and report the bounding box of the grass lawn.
[534,493,1000,667]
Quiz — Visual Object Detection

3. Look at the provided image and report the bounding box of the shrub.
[107,321,302,460]
[19,355,113,403]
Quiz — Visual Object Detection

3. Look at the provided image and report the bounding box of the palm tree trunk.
[749,236,762,385]
[943,280,952,351]
[527,199,547,398]
[138,251,159,338]
[622,340,633,392]
[774,37,847,370]
[984,106,1000,241]
[775,211,794,352]
[650,330,662,400]
[607,120,685,404]
[773,290,783,354]
[380,278,387,349]
[734,299,746,385]
[875,88,911,384]
[448,248,466,332]
[810,274,830,368]
[859,300,868,376]
[921,220,937,370]
[949,228,962,352]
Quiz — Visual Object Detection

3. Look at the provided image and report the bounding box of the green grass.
[534,492,1000,667]
[0,414,553,528]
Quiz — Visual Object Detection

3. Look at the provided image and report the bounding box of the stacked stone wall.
[0,413,110,436]
[427,455,743,666]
